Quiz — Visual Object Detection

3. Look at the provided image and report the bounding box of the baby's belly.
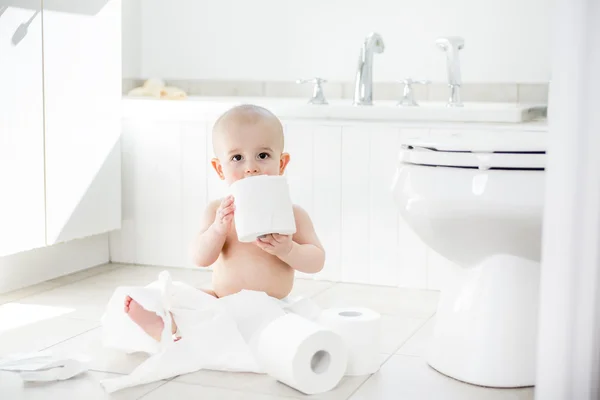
[211,246,294,299]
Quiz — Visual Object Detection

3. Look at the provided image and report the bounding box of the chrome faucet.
[353,33,385,106]
[435,36,465,107]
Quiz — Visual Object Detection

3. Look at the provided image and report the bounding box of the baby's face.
[212,119,289,185]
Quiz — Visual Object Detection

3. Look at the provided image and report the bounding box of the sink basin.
[122,96,547,124]
[273,100,547,123]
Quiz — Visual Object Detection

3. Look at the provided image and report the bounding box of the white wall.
[123,0,551,83]
[122,0,141,78]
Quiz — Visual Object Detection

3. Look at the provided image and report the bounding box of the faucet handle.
[296,78,328,105]
[397,78,430,107]
[296,77,327,84]
[435,36,465,51]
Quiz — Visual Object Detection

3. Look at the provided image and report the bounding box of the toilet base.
[427,254,540,388]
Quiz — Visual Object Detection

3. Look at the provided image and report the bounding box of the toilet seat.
[399,130,546,170]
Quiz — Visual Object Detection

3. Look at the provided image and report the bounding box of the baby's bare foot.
[124,295,164,341]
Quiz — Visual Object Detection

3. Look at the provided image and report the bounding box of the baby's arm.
[278,205,326,274]
[190,198,231,267]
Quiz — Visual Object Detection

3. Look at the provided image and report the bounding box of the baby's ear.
[211,158,225,180]
[279,152,290,174]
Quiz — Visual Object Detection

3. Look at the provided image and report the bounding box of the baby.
[124,104,326,340]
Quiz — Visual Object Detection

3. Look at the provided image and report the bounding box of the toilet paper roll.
[229,175,296,243]
[318,307,381,376]
[256,313,348,395]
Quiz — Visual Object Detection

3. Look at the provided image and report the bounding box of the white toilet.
[391,128,546,388]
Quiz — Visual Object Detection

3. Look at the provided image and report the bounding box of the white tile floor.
[0,263,535,399]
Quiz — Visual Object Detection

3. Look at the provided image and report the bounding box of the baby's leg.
[200,288,217,297]
[124,288,217,341]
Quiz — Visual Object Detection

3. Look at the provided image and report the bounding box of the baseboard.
[0,233,110,294]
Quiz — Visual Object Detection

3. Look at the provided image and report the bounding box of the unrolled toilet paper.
[0,351,90,382]
[256,313,348,395]
[229,175,296,242]
[280,295,324,321]
[318,307,381,376]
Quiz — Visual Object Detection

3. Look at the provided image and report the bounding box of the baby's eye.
[257,152,270,160]
[231,154,243,162]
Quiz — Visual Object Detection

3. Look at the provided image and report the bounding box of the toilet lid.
[399,130,546,170]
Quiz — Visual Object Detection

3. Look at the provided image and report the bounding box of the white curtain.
[535,0,600,399]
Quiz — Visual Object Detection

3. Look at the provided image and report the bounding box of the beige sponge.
[127,78,187,100]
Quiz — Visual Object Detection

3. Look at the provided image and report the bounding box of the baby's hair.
[212,104,284,153]
[215,104,277,123]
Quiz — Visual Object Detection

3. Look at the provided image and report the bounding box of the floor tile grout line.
[39,325,100,352]
[144,379,300,399]
[315,280,441,293]
[391,353,422,359]
[306,281,338,298]
[393,313,436,357]
[0,264,117,303]
[345,353,430,399]
[375,314,433,369]
[88,368,128,375]
[50,263,118,284]
[136,377,177,399]
[346,315,434,400]
[345,375,374,400]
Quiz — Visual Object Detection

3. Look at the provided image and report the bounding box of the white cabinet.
[0,0,121,256]
[109,119,210,268]
[42,0,122,244]
[367,126,402,286]
[0,2,47,256]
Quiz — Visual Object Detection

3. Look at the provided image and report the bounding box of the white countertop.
[122,96,548,130]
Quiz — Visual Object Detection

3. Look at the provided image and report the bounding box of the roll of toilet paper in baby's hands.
[256,313,348,395]
[229,175,296,243]
[318,308,382,376]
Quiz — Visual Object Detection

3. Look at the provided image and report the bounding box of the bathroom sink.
[122,96,547,124]
[274,100,547,123]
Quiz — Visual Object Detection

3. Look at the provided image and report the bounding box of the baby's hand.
[255,234,293,258]
[213,195,235,236]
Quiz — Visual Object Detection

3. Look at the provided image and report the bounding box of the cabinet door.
[0,1,46,256]
[312,126,342,282]
[42,0,121,244]
[340,126,370,283]
[283,123,315,279]
[110,119,185,268]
